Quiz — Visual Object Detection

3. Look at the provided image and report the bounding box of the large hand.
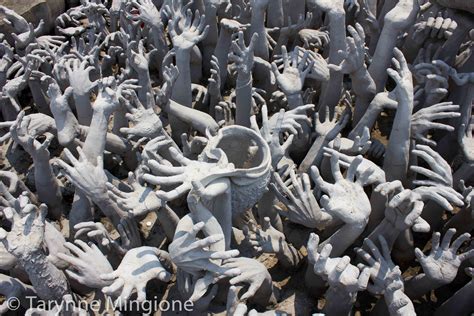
[415,229,474,285]
[120,91,163,139]
[222,257,272,301]
[54,147,107,201]
[101,247,172,304]
[411,102,459,146]
[329,24,366,75]
[271,46,314,96]
[356,236,403,294]
[169,216,240,276]
[458,108,474,163]
[9,111,53,161]
[323,147,386,186]
[107,172,164,217]
[387,48,413,102]
[142,147,233,201]
[311,153,371,226]
[169,9,209,51]
[410,144,464,211]
[64,58,97,97]
[375,182,429,233]
[271,170,326,229]
[57,240,114,289]
[0,197,47,258]
[229,31,258,76]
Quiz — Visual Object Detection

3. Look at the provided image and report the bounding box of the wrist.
[328,9,345,19]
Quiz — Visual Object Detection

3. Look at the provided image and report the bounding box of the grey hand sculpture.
[406,228,474,298]
[57,240,114,289]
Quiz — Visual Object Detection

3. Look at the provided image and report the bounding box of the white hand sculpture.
[54,147,107,201]
[271,46,314,97]
[323,147,386,186]
[356,236,403,294]
[169,218,240,276]
[107,172,164,216]
[458,110,474,163]
[101,247,172,304]
[271,170,326,228]
[246,217,286,254]
[120,91,163,139]
[222,257,273,301]
[415,228,474,285]
[74,221,112,246]
[411,102,460,146]
[57,240,114,289]
[142,146,233,201]
[410,144,464,211]
[169,9,209,51]
[375,182,429,233]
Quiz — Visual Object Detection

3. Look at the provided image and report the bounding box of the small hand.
[74,221,112,246]
[246,217,286,254]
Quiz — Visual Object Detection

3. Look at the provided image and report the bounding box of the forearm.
[366,219,402,250]
[319,10,346,113]
[156,205,179,241]
[321,221,367,257]
[323,287,356,316]
[273,34,290,56]
[435,280,474,315]
[19,250,69,302]
[29,81,50,115]
[214,29,233,90]
[369,24,400,92]
[287,0,306,24]
[299,136,331,172]
[349,103,383,139]
[250,9,269,60]
[276,241,304,269]
[257,191,283,232]
[286,92,304,110]
[137,71,153,105]
[166,100,219,134]
[383,96,413,183]
[267,0,284,28]
[82,110,110,161]
[202,5,218,75]
[94,194,126,228]
[33,157,63,218]
[351,67,376,124]
[385,289,416,316]
[235,73,253,127]
[404,273,445,298]
[78,125,129,156]
[72,93,93,126]
[172,50,193,107]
